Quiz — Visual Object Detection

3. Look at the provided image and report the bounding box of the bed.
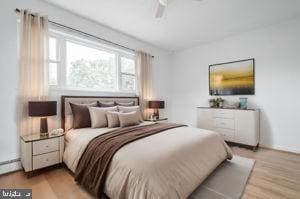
[61,96,232,199]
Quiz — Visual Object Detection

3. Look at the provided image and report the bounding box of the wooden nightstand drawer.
[33,151,59,170]
[33,137,59,155]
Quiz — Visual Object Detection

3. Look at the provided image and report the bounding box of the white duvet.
[63,122,232,199]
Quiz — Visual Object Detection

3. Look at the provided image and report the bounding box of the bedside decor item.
[239,98,248,109]
[209,58,255,95]
[149,100,165,119]
[28,101,57,135]
[50,128,64,136]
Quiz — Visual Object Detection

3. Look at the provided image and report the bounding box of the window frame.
[48,28,136,94]
[119,54,136,92]
[48,35,61,87]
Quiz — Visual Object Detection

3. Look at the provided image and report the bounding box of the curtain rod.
[15,8,154,58]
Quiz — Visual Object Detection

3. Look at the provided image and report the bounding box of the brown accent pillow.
[115,101,135,106]
[70,102,97,129]
[106,111,120,128]
[98,101,116,107]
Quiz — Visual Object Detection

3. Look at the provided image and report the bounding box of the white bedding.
[63,122,232,199]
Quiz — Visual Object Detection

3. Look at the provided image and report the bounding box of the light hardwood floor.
[0,146,299,199]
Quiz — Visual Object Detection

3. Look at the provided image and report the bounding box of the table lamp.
[148,100,165,119]
[28,101,57,135]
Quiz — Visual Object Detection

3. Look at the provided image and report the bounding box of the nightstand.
[144,118,168,123]
[20,132,64,173]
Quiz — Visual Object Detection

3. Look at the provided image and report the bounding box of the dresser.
[20,133,64,172]
[197,107,260,150]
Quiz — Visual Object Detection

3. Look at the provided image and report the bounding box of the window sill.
[49,86,137,96]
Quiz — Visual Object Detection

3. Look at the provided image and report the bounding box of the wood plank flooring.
[0,146,299,199]
[232,147,300,199]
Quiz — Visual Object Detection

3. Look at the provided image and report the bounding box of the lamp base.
[153,109,160,120]
[40,117,48,136]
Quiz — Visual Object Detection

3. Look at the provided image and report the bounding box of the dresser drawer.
[33,151,59,170]
[213,118,235,129]
[214,128,235,141]
[212,110,235,119]
[33,138,59,155]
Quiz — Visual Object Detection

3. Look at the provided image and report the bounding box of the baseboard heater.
[0,158,22,175]
[0,158,20,166]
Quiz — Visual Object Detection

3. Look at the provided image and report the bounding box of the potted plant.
[216,98,225,108]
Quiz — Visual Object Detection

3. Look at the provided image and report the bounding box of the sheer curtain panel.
[135,51,153,119]
[18,10,49,136]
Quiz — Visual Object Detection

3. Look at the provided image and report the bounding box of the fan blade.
[155,0,167,18]
[155,4,166,18]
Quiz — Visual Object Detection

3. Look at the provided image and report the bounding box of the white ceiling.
[44,0,300,51]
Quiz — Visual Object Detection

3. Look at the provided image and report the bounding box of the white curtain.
[18,10,49,136]
[135,51,153,119]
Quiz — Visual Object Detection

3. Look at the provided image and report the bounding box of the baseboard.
[260,146,300,155]
[0,159,22,175]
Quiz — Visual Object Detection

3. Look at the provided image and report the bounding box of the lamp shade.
[148,100,165,109]
[28,101,57,117]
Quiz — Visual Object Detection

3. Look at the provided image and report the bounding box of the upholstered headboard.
[61,95,139,131]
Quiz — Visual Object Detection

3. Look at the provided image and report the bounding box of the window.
[48,29,136,93]
[48,37,59,85]
[120,57,135,91]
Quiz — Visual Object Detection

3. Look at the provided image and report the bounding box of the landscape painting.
[209,59,255,95]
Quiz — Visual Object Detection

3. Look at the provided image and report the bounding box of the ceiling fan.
[155,0,203,18]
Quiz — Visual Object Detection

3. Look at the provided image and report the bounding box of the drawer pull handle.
[46,145,49,148]
[220,122,226,125]
[46,159,49,161]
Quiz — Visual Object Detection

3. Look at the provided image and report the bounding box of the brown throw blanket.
[75,123,186,198]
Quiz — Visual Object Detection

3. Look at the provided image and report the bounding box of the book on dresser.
[196,107,260,151]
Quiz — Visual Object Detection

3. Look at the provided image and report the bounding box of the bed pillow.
[89,106,118,128]
[70,102,97,129]
[106,111,120,128]
[117,105,143,122]
[115,101,135,106]
[118,111,140,127]
[98,101,115,107]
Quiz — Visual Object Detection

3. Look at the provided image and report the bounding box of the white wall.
[0,0,172,163]
[1,0,299,167]
[170,18,300,153]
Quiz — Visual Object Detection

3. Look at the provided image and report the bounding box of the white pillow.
[88,106,117,128]
[118,111,140,127]
[106,111,120,128]
[117,106,143,122]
